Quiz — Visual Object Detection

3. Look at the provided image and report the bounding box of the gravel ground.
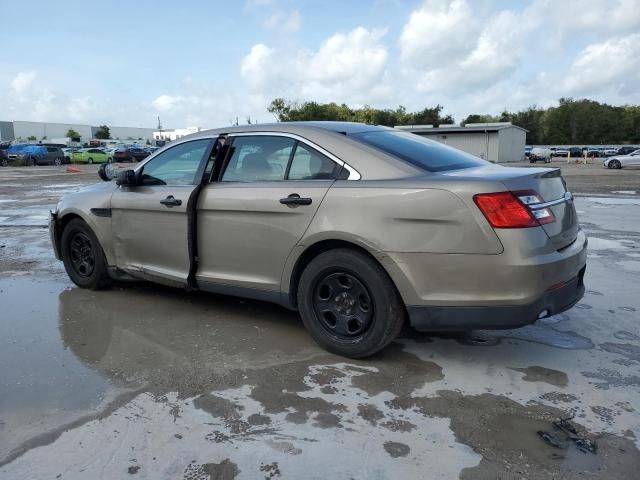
[0,164,639,479]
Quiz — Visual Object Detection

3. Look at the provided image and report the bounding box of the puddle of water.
[464,324,594,350]
[617,261,640,273]
[585,197,640,206]
[587,237,631,251]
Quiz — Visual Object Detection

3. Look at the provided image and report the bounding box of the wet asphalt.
[0,163,639,479]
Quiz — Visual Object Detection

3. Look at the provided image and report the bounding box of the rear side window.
[288,143,339,180]
[350,130,487,172]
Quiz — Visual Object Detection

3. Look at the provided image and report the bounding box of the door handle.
[160,195,182,207]
[280,194,312,206]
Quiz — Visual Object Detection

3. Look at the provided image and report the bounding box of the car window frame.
[215,132,360,183]
[136,138,215,187]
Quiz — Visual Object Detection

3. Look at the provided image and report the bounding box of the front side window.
[222,136,295,182]
[351,130,487,172]
[140,139,210,186]
[288,143,339,180]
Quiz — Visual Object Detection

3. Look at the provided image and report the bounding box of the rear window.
[350,130,487,172]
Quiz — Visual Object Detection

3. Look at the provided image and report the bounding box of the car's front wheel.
[61,218,112,290]
[608,159,622,169]
[297,248,405,358]
[54,158,62,166]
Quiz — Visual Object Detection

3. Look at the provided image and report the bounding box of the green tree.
[95,125,111,139]
[27,135,37,141]
[65,129,81,141]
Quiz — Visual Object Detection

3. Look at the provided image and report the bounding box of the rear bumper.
[408,266,585,331]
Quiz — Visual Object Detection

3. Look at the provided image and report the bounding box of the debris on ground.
[127,465,140,474]
[537,415,598,455]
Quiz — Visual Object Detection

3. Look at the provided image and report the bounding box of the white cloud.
[240,27,390,104]
[563,33,640,97]
[11,71,36,94]
[399,0,478,69]
[264,10,302,32]
[151,94,184,112]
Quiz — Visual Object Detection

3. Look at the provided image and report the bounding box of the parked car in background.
[0,147,8,167]
[529,147,552,163]
[617,146,639,156]
[567,147,583,158]
[603,149,640,169]
[62,147,81,163]
[71,148,112,164]
[6,144,64,166]
[554,148,568,157]
[112,146,149,162]
[144,146,160,155]
[50,122,587,358]
[602,148,618,157]
[586,149,602,157]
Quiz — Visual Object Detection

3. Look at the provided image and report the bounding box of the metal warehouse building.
[396,122,527,163]
[0,120,155,143]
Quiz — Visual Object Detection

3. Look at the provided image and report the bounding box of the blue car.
[6,144,65,166]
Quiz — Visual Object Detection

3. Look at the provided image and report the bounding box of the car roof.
[171,122,419,180]
[189,121,392,139]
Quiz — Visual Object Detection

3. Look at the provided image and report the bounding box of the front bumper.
[49,211,61,260]
[408,266,586,331]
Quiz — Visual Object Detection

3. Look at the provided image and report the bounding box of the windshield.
[350,130,487,172]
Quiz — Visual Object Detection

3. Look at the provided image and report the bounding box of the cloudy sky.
[1,0,639,129]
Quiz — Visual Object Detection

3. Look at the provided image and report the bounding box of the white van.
[529,147,552,163]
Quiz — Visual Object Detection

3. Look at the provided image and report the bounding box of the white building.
[153,127,203,142]
[395,122,528,163]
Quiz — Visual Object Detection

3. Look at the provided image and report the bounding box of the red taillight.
[473,192,540,228]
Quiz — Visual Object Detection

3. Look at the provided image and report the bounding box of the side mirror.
[116,169,137,186]
[98,163,115,181]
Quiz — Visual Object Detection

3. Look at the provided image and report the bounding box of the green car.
[71,148,112,164]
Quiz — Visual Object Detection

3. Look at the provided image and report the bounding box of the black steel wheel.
[298,248,405,358]
[61,218,112,289]
[69,231,95,278]
[313,271,374,339]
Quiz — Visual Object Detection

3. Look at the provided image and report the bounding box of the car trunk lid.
[499,167,579,250]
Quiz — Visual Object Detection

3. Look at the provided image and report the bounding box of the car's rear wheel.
[30,157,37,166]
[297,248,405,358]
[1,158,7,167]
[61,218,112,290]
[609,159,622,169]
[54,158,62,166]
[87,158,93,164]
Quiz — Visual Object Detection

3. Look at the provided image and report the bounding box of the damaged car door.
[111,139,212,285]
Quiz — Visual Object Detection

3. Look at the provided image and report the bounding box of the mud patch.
[349,345,444,396]
[590,406,618,425]
[183,458,239,480]
[540,392,579,404]
[387,391,640,480]
[511,366,569,387]
[383,441,410,458]
[581,369,640,390]
[357,403,385,426]
[381,419,416,432]
[247,414,271,426]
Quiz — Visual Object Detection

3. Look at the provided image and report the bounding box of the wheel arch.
[284,237,411,310]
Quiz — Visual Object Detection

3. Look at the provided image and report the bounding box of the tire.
[30,157,37,166]
[88,158,93,164]
[297,248,405,358]
[0,158,7,167]
[608,160,622,169]
[107,157,112,163]
[61,218,112,290]
[54,158,62,166]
